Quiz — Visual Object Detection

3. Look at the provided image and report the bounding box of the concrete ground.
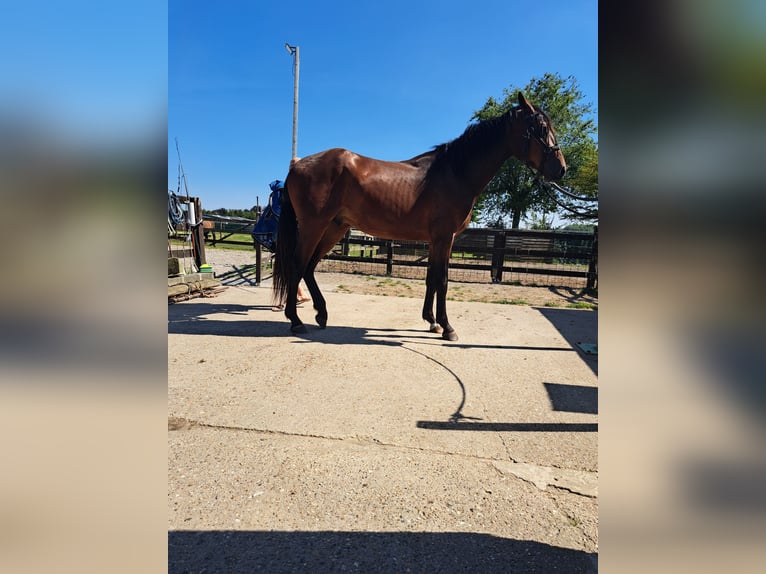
[168,278,598,573]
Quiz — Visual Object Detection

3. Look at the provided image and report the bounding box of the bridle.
[506,107,597,214]
[520,109,561,172]
[511,107,598,211]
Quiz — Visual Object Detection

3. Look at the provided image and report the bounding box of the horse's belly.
[342,209,432,242]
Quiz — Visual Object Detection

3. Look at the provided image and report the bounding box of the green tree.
[525,210,555,230]
[471,73,598,228]
[203,207,261,219]
[561,222,595,232]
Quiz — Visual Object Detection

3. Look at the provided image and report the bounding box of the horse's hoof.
[442,330,458,342]
[429,323,443,334]
[290,324,307,334]
[316,314,327,329]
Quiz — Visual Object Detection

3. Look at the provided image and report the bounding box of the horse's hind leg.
[283,223,328,334]
[422,270,442,334]
[284,257,308,334]
[303,222,350,328]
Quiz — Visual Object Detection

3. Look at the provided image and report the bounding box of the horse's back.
[288,148,353,178]
[290,147,432,177]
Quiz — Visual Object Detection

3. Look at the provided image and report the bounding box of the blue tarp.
[251,180,283,252]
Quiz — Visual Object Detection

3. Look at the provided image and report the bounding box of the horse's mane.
[426,107,516,181]
[424,104,554,186]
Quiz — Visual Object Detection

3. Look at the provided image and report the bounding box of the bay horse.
[273,92,566,341]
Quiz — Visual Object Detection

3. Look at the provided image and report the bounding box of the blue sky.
[169,0,597,210]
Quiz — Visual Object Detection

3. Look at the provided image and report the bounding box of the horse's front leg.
[429,237,457,341]
[422,267,442,334]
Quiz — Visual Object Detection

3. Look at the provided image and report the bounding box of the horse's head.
[517,92,567,181]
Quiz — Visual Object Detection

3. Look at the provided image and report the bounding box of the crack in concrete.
[169,416,597,498]
[491,460,597,498]
[168,416,345,443]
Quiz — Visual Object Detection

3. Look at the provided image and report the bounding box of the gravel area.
[203,247,598,309]
[169,256,599,571]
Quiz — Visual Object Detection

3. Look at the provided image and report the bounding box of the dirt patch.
[168,416,202,431]
[329,273,597,309]
[204,247,597,310]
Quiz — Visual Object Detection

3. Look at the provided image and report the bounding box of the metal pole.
[286,43,300,160]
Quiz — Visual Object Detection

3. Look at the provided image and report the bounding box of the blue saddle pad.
[251,180,283,252]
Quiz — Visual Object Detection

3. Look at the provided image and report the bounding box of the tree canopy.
[471,73,598,228]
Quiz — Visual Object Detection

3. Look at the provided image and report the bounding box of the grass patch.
[566,302,598,310]
[376,278,412,289]
[214,243,256,252]
[491,298,529,306]
[203,234,257,251]
[567,515,581,527]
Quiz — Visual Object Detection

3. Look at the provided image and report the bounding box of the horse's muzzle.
[543,159,566,182]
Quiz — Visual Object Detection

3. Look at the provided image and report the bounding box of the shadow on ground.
[168,530,597,574]
[544,382,598,415]
[536,307,598,375]
[168,305,583,354]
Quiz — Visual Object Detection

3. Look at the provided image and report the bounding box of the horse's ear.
[518,92,534,113]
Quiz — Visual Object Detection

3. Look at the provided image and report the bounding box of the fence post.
[255,241,262,285]
[490,230,506,283]
[342,229,350,256]
[586,225,598,291]
[191,197,206,268]
[386,240,393,276]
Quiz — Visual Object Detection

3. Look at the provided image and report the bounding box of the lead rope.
[547,181,598,202]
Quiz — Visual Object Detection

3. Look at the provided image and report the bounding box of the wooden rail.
[203,225,597,289]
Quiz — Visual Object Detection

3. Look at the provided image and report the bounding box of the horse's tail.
[273,182,297,305]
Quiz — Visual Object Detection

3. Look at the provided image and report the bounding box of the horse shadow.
[168,302,270,321]
[168,302,598,431]
[168,304,598,356]
[168,302,403,344]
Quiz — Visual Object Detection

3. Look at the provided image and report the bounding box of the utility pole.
[285,43,300,160]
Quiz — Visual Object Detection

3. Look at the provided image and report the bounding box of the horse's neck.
[461,119,517,198]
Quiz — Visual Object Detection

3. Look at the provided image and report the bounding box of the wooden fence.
[202,218,598,290]
[319,227,598,290]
